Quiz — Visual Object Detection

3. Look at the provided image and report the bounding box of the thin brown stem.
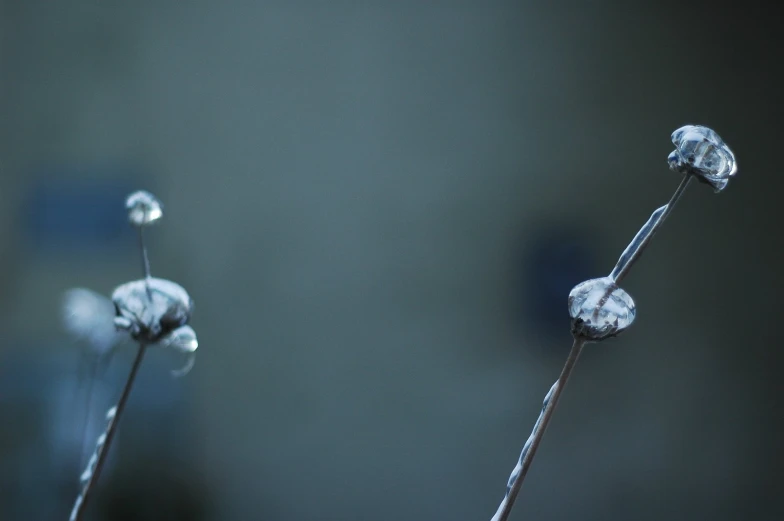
[490,336,586,521]
[69,344,147,521]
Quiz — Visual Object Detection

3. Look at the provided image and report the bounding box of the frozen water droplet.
[668,125,737,192]
[163,326,199,378]
[163,326,198,377]
[111,278,193,344]
[165,325,199,353]
[126,190,163,226]
[568,277,636,341]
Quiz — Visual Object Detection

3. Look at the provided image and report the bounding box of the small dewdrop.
[166,325,198,353]
[568,277,636,342]
[126,190,163,226]
[668,125,737,192]
[165,325,199,377]
[111,278,193,344]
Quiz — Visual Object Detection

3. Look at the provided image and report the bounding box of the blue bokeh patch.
[21,167,148,253]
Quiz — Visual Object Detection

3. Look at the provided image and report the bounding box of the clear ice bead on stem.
[568,277,636,341]
[126,190,163,226]
[112,277,194,345]
[166,325,198,353]
[164,325,199,377]
[668,125,737,192]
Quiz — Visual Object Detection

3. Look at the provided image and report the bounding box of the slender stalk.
[610,175,693,283]
[490,176,694,521]
[139,227,153,302]
[139,227,151,280]
[488,126,735,520]
[490,337,586,521]
[69,344,147,521]
[77,355,100,471]
[593,175,695,321]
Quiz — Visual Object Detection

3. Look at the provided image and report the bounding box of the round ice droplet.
[667,125,737,192]
[126,190,163,226]
[164,326,198,377]
[568,277,636,341]
[165,325,199,353]
[111,277,193,344]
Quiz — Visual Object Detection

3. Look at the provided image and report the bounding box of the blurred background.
[0,2,782,520]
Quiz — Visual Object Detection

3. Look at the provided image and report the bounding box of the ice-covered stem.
[69,344,147,521]
[490,337,586,521]
[487,125,738,520]
[609,175,693,284]
[139,226,152,280]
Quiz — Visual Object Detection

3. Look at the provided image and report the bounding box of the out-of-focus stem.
[69,344,147,521]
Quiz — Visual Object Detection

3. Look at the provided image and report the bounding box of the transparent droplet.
[126,190,163,226]
[568,277,636,341]
[111,277,193,344]
[165,325,199,353]
[668,125,737,192]
[163,325,199,377]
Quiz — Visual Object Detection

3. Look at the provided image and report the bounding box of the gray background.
[0,2,781,520]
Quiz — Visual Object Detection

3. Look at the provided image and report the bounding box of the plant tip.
[111,278,193,344]
[126,190,163,226]
[668,125,737,192]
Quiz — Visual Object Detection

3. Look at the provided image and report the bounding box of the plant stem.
[490,336,586,521]
[610,174,693,283]
[139,227,153,300]
[139,227,152,280]
[69,344,147,521]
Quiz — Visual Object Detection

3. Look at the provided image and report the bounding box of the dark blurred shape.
[520,227,597,337]
[99,465,211,521]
